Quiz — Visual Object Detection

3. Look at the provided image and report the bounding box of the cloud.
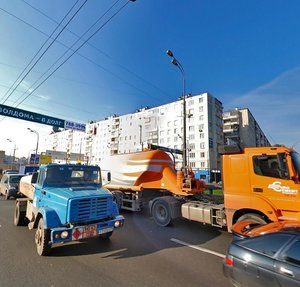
[224,66,300,148]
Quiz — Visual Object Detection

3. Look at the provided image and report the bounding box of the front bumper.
[50,215,124,243]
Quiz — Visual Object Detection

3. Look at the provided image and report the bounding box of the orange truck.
[101,145,300,231]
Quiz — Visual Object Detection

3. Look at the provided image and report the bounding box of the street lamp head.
[171,58,178,66]
[166,49,174,57]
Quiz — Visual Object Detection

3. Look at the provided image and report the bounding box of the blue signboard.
[0,104,85,131]
[29,154,40,164]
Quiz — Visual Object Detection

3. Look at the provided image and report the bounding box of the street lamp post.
[7,139,16,169]
[166,49,187,170]
[27,128,39,164]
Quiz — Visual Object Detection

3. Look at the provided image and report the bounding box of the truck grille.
[69,197,111,223]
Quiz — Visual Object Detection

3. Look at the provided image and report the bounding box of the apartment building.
[44,93,224,173]
[223,108,271,147]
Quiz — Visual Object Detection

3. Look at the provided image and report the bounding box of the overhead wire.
[0,1,164,108]
[12,0,122,107]
[21,0,171,99]
[15,0,136,108]
[0,0,88,105]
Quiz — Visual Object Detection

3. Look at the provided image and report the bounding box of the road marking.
[171,238,225,259]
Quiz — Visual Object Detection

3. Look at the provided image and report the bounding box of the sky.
[1,0,300,157]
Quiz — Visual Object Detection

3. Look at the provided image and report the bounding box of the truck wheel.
[35,218,51,256]
[237,213,267,225]
[113,191,123,210]
[152,199,171,227]
[14,202,28,226]
[99,231,113,240]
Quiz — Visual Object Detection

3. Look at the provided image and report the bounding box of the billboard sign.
[0,104,85,131]
[29,154,40,164]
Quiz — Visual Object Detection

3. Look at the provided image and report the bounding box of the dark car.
[223,220,300,287]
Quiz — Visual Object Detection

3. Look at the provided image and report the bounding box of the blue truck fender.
[35,207,62,229]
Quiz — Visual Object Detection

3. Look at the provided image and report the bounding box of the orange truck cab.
[221,145,300,231]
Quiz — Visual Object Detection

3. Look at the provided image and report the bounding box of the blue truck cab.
[14,164,124,256]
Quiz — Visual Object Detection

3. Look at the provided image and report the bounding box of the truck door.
[251,153,300,220]
[33,170,47,208]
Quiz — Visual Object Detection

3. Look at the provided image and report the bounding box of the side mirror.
[31,172,38,184]
[107,172,111,182]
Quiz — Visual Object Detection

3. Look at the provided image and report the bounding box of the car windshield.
[291,151,300,179]
[9,175,23,183]
[45,166,101,187]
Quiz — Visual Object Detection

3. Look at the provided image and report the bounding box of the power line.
[21,0,171,99]
[15,1,136,108]
[0,2,164,104]
[0,81,92,117]
[0,0,88,105]
[12,0,122,107]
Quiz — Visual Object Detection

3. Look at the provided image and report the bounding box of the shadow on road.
[50,208,232,258]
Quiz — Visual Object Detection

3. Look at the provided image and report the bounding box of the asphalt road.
[0,197,232,287]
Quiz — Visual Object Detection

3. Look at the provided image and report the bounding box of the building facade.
[223,108,271,147]
[43,93,224,174]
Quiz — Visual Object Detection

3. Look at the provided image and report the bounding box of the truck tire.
[5,190,10,200]
[237,213,267,225]
[99,231,113,240]
[14,202,28,226]
[35,217,52,256]
[113,191,123,210]
[152,199,172,227]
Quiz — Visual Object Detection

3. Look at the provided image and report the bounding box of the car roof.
[232,220,300,237]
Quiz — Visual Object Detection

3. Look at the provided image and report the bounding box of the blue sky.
[1,0,300,157]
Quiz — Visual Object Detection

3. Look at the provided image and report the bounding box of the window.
[200,152,205,158]
[199,115,204,121]
[189,143,195,150]
[189,126,195,132]
[199,106,203,112]
[189,134,195,140]
[253,155,289,179]
[189,153,195,158]
[239,234,292,257]
[188,108,194,115]
[282,240,300,266]
[199,97,203,103]
[188,99,194,106]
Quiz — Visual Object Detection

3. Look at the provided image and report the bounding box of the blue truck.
[15,164,124,256]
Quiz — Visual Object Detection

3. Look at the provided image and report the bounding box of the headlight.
[114,220,121,228]
[61,231,69,239]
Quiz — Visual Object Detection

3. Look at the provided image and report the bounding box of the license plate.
[82,225,97,238]
[98,227,113,235]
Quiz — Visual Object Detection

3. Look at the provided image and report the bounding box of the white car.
[0,174,24,199]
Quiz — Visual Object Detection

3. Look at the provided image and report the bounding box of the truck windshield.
[291,151,300,179]
[9,175,23,183]
[45,166,101,187]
